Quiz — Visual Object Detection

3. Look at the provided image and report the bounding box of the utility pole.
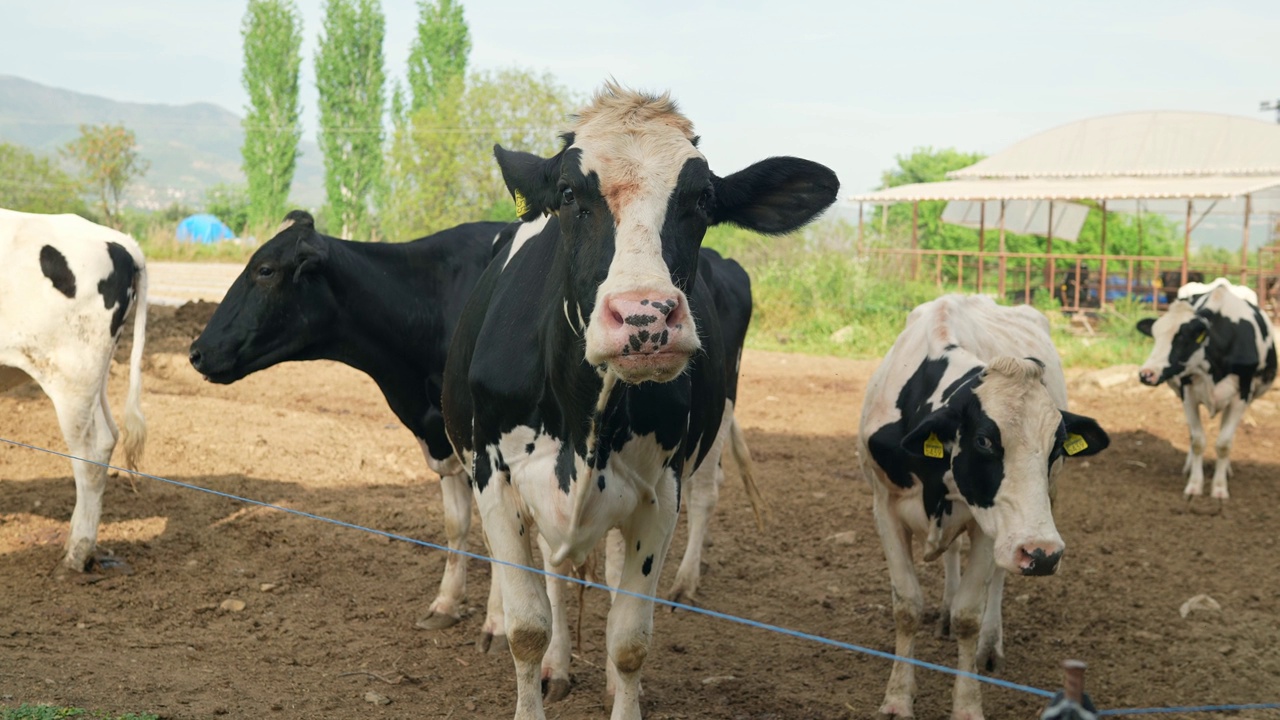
[1263,99,1280,123]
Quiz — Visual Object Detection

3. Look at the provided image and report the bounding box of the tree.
[380,69,576,239]
[315,0,385,239]
[406,0,470,113]
[205,183,252,237]
[0,142,86,215]
[241,0,303,229]
[62,123,149,228]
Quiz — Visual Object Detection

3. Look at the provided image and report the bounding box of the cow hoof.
[666,585,698,610]
[877,699,914,719]
[414,611,461,631]
[479,631,508,655]
[978,646,1005,674]
[951,709,985,720]
[542,677,571,703]
[935,614,952,639]
[1211,488,1229,501]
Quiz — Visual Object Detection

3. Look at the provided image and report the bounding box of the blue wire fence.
[2,436,1277,718]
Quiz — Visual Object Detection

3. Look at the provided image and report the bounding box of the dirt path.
[145,262,242,306]
[2,303,1279,719]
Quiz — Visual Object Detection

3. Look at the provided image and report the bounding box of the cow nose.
[601,292,689,353]
[1138,368,1158,385]
[189,345,205,372]
[1017,543,1064,576]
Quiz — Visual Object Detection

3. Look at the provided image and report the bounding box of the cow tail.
[122,259,148,474]
[728,414,765,531]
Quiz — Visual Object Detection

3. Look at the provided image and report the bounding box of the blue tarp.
[176,214,235,244]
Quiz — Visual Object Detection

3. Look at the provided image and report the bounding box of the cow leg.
[475,477,550,720]
[873,500,922,718]
[416,447,478,631]
[536,535,572,703]
[950,531,997,720]
[668,454,721,605]
[1210,398,1248,500]
[1181,395,1207,497]
[481,544,508,654]
[48,376,117,571]
[976,568,1006,673]
[936,543,961,639]
[605,476,679,720]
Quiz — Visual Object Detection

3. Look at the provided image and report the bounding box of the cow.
[188,210,513,645]
[1,208,148,572]
[859,294,1110,720]
[1136,277,1277,500]
[441,82,838,720]
[187,211,763,659]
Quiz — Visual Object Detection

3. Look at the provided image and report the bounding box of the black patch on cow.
[39,245,76,298]
[555,441,576,494]
[642,555,654,577]
[99,242,137,335]
[635,540,641,552]
[526,442,535,455]
[946,404,1004,509]
[625,314,658,327]
[597,474,606,491]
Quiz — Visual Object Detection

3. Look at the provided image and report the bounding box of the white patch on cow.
[567,84,706,369]
[273,217,296,237]
[501,213,551,270]
[1177,276,1258,306]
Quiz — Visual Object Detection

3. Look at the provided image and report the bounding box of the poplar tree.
[315,0,386,238]
[406,0,470,112]
[240,0,303,232]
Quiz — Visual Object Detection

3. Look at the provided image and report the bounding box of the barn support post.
[1046,200,1056,302]
[1099,200,1109,310]
[911,200,920,281]
[977,201,986,293]
[1241,195,1252,288]
[857,201,865,256]
[998,200,1007,298]
[1182,199,1192,287]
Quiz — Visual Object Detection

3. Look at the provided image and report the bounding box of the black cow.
[1137,278,1277,499]
[189,210,515,640]
[441,83,837,719]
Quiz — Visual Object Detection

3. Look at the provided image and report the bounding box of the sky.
[3,0,1279,201]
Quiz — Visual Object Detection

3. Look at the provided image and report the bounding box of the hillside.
[0,74,323,208]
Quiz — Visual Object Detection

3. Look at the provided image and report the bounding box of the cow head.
[1136,299,1207,386]
[189,210,333,383]
[901,357,1109,575]
[494,82,839,384]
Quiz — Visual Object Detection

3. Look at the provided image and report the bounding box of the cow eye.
[974,435,994,452]
[561,188,575,206]
[696,186,713,214]
[257,265,275,279]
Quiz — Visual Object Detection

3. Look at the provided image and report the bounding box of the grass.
[134,224,257,263]
[0,705,158,720]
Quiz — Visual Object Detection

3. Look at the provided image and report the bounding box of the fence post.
[1099,200,1108,311]
[912,200,920,281]
[1241,194,1251,289]
[999,200,1007,298]
[978,201,986,293]
[1182,199,1192,287]
[1047,200,1056,304]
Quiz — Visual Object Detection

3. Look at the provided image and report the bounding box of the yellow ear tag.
[923,433,945,459]
[1064,433,1088,456]
[1195,331,1207,344]
[513,190,530,217]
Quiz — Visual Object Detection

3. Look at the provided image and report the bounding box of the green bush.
[0,705,157,720]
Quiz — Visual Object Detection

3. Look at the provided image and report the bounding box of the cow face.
[189,211,333,383]
[901,357,1109,575]
[494,82,839,385]
[1136,300,1207,386]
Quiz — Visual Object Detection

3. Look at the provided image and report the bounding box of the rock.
[701,675,737,686]
[1133,630,1163,642]
[1015,594,1030,604]
[364,691,391,706]
[1179,594,1221,618]
[220,599,247,613]
[1077,365,1140,390]
[829,326,854,344]
[259,583,279,593]
[825,531,857,545]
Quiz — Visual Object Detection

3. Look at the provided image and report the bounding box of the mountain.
[0,74,324,208]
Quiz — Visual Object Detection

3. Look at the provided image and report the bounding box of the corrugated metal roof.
[948,112,1280,179]
[849,175,1280,203]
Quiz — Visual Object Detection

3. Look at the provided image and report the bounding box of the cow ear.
[1060,411,1109,457]
[710,157,840,235]
[900,407,958,460]
[293,235,328,282]
[1135,318,1155,337]
[494,139,569,221]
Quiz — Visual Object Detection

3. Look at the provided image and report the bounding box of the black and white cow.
[189,210,513,641]
[1,208,148,571]
[1137,277,1277,500]
[859,294,1109,720]
[441,83,837,720]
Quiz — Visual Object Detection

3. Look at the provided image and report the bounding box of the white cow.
[1,209,148,571]
[859,294,1109,720]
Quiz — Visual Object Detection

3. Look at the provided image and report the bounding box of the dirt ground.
[2,302,1279,720]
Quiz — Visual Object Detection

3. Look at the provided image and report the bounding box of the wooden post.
[978,201,986,293]
[1047,200,1056,302]
[857,201,865,256]
[911,200,920,281]
[998,200,1007,298]
[1182,199,1192,287]
[1063,660,1087,705]
[1241,195,1252,288]
[1099,200,1108,310]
